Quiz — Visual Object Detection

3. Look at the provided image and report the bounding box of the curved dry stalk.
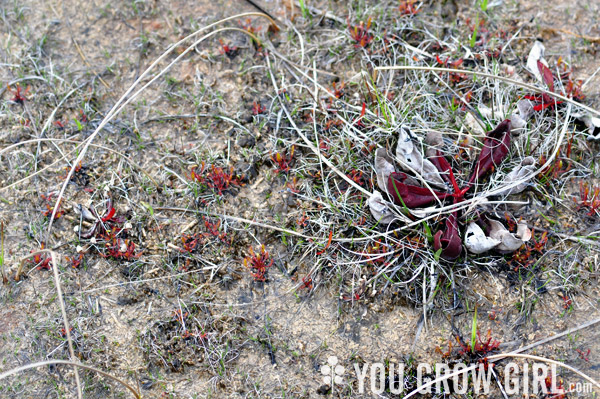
[375,65,600,117]
[402,363,479,399]
[0,219,6,284]
[153,206,322,240]
[487,353,600,390]
[266,55,372,198]
[14,250,82,399]
[0,137,159,190]
[402,351,600,399]
[45,12,276,241]
[0,359,140,398]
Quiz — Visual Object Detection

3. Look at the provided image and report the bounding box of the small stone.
[235,161,258,183]
[237,135,256,148]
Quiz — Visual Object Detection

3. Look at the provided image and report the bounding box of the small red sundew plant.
[271,146,295,174]
[77,109,88,123]
[362,239,389,265]
[576,182,600,216]
[244,245,273,282]
[557,56,585,101]
[59,327,74,338]
[202,216,228,243]
[436,55,467,83]
[218,39,238,57]
[361,140,377,155]
[323,117,343,131]
[346,169,372,192]
[172,309,189,324]
[330,81,345,99]
[104,238,141,261]
[189,162,243,195]
[296,212,308,228]
[181,330,207,341]
[510,230,548,270]
[65,253,84,269]
[286,176,300,194]
[180,233,204,253]
[538,135,573,185]
[251,101,266,115]
[544,376,567,399]
[60,161,85,183]
[8,83,30,105]
[340,278,366,302]
[488,308,502,321]
[576,348,590,362]
[30,243,53,271]
[348,17,374,48]
[398,0,420,16]
[40,193,64,219]
[456,329,501,364]
[239,18,260,36]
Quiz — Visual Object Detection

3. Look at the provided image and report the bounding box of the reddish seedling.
[59,327,74,338]
[244,245,273,282]
[538,136,572,185]
[529,230,548,253]
[104,238,141,261]
[30,243,52,271]
[60,161,88,185]
[78,110,88,123]
[576,182,600,216]
[8,84,30,105]
[399,0,420,16]
[544,376,567,399]
[180,233,204,253]
[457,329,501,359]
[323,117,343,131]
[239,18,260,36]
[435,341,453,359]
[435,55,466,83]
[202,216,228,243]
[251,101,266,115]
[576,348,590,362]
[348,17,374,48]
[181,330,207,341]
[330,81,345,99]
[271,146,295,174]
[557,57,585,101]
[218,39,238,57]
[41,193,65,219]
[488,308,502,321]
[65,253,84,269]
[172,309,189,324]
[340,278,366,302]
[190,162,243,195]
[354,102,368,128]
[300,275,313,290]
[361,239,389,265]
[286,176,300,194]
[510,230,547,270]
